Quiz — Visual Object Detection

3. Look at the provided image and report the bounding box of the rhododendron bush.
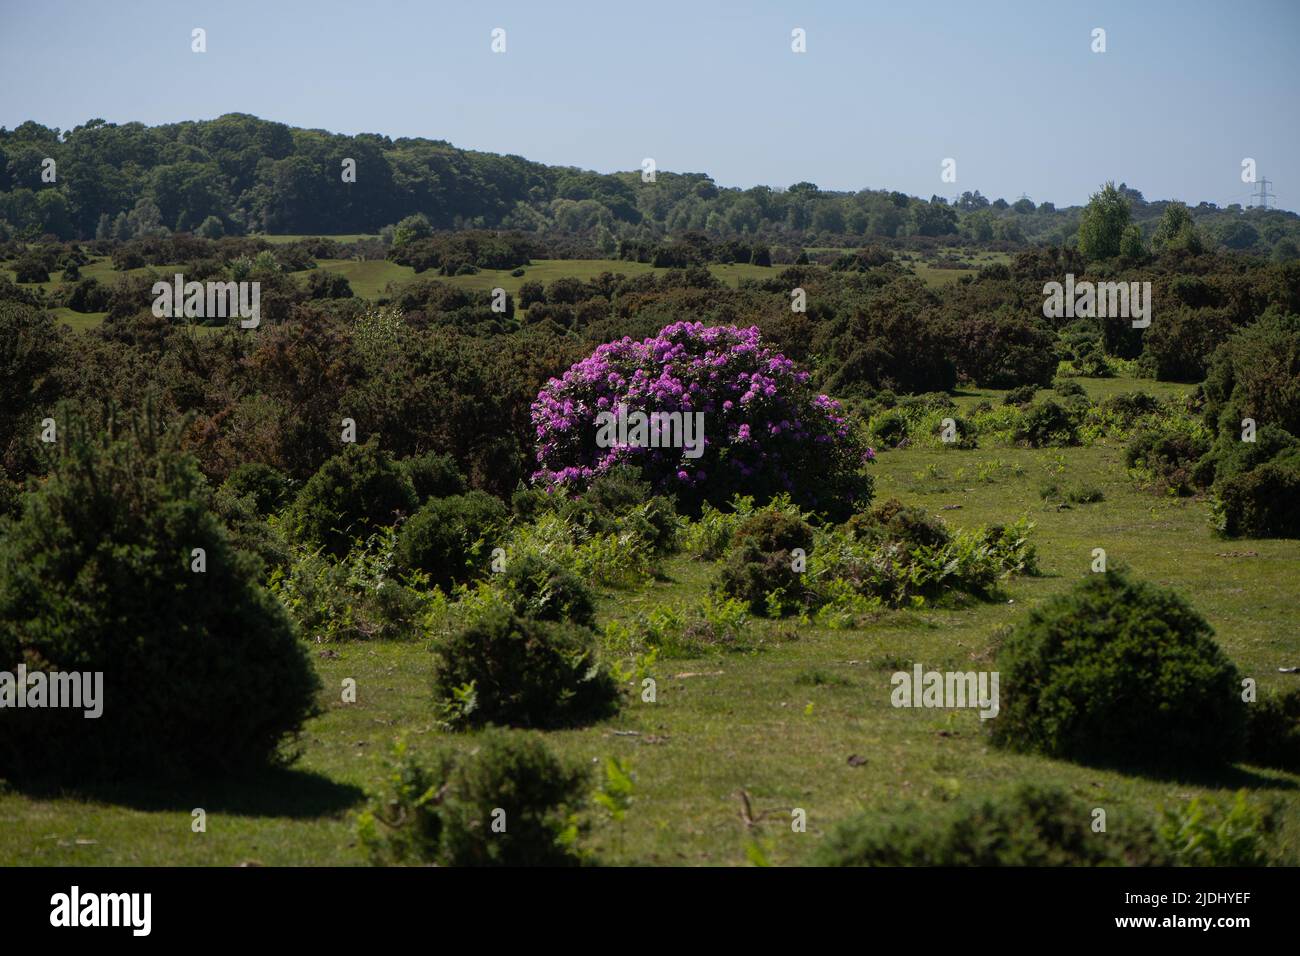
[531,322,874,518]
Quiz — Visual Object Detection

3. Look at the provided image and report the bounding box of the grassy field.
[3,374,1297,867]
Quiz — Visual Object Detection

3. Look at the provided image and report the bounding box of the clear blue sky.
[2,0,1297,210]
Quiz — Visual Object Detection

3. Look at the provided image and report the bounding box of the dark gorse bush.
[0,410,320,780]
[991,568,1245,769]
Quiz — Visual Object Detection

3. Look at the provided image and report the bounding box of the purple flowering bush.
[531,322,874,519]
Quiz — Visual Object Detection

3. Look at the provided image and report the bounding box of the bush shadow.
[5,766,366,819]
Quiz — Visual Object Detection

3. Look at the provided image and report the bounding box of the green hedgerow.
[991,567,1245,769]
[432,602,619,729]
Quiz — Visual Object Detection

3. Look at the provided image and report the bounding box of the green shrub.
[619,495,680,556]
[1052,378,1087,399]
[1125,423,1211,496]
[815,783,1158,866]
[432,603,618,728]
[603,594,750,659]
[13,257,48,284]
[287,439,417,558]
[1202,310,1300,440]
[844,498,950,550]
[992,568,1245,769]
[394,490,508,590]
[1244,689,1300,773]
[731,510,815,555]
[0,478,20,520]
[817,784,1283,867]
[210,483,292,575]
[1003,385,1036,406]
[717,546,807,616]
[1066,484,1104,504]
[716,509,814,615]
[869,408,909,448]
[515,467,680,557]
[304,268,353,300]
[271,528,433,642]
[221,461,293,516]
[0,301,62,477]
[66,276,111,313]
[581,467,680,554]
[1137,305,1237,382]
[1211,463,1300,538]
[979,519,1040,575]
[1099,391,1160,426]
[400,451,467,504]
[1156,791,1280,866]
[1203,423,1300,485]
[679,500,748,560]
[1014,400,1078,447]
[358,731,588,866]
[496,550,596,627]
[0,412,320,780]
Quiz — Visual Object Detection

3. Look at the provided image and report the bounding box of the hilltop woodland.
[1,116,1298,867]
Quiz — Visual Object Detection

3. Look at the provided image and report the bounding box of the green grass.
[3,374,1296,867]
[912,262,977,288]
[4,257,187,299]
[300,258,416,300]
[49,307,107,331]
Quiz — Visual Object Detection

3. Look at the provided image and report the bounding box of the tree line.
[2,115,1297,261]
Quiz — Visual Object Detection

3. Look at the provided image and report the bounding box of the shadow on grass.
[6,766,365,819]
[1067,757,1298,791]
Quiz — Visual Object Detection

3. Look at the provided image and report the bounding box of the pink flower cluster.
[531,322,871,507]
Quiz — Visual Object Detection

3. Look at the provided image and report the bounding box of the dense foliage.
[532,321,875,519]
[0,411,319,780]
[992,568,1246,769]
[4,117,1298,265]
[431,601,619,729]
[358,731,589,866]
